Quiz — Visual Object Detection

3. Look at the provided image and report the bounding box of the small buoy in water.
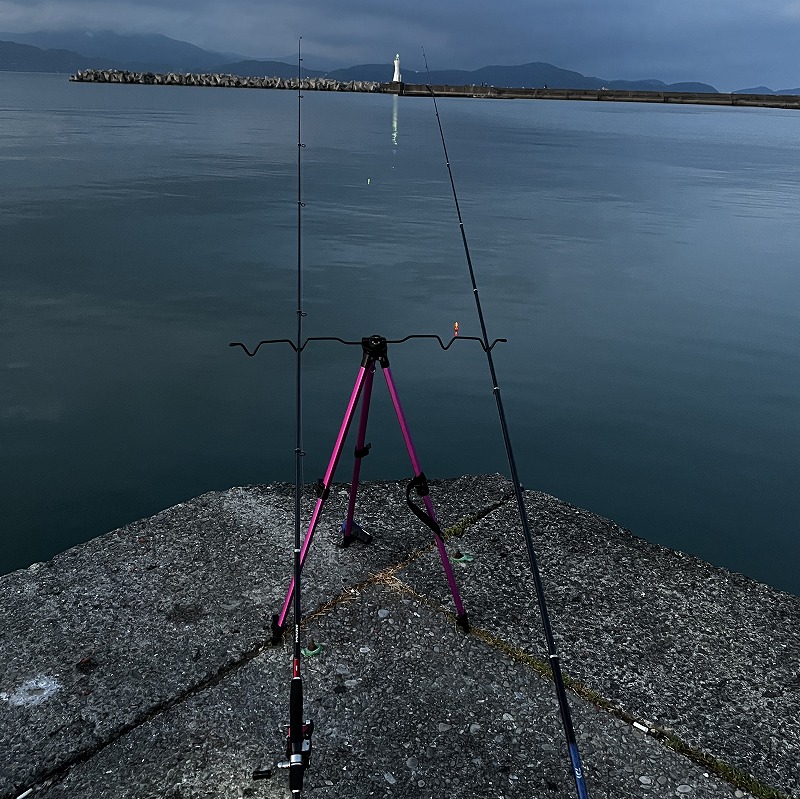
[454,321,459,336]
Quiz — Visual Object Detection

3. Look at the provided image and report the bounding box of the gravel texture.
[0,476,796,799]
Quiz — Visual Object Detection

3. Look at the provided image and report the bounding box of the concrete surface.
[1,476,797,798]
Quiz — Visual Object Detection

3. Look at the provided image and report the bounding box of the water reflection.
[392,94,398,149]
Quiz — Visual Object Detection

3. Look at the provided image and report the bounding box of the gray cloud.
[2,0,799,90]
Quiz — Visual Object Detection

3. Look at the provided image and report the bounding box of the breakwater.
[1,476,798,799]
[69,68,380,92]
[396,81,800,109]
[69,68,800,110]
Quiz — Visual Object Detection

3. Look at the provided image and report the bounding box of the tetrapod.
[270,333,469,641]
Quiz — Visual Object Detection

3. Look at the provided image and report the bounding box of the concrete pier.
[1,476,798,798]
[69,69,800,110]
[386,81,800,110]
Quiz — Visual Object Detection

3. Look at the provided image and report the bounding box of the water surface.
[2,73,799,594]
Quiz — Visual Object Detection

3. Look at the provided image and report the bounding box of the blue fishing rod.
[421,49,590,799]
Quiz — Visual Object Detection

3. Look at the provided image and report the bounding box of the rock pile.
[70,69,380,92]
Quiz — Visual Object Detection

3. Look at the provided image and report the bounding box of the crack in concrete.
[12,497,511,799]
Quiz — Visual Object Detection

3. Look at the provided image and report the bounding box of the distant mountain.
[318,62,593,87]
[325,63,404,82]
[601,78,716,93]
[734,86,776,95]
[323,62,717,92]
[411,63,597,90]
[214,60,326,79]
[733,85,800,95]
[0,30,243,72]
[0,30,721,92]
[220,59,718,92]
[0,40,109,72]
[403,63,711,92]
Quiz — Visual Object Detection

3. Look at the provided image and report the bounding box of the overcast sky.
[2,0,800,90]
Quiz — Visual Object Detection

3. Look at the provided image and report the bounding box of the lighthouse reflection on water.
[392,94,398,150]
[391,53,400,153]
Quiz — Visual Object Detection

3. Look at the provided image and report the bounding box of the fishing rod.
[284,37,313,797]
[255,36,314,796]
[421,49,591,799]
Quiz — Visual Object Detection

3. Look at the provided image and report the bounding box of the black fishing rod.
[421,49,590,799]
[281,37,313,796]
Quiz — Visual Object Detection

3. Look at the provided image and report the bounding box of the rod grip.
[289,677,303,743]
[289,762,304,793]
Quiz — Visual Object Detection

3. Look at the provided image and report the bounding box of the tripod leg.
[274,364,371,638]
[380,364,469,630]
[341,363,376,546]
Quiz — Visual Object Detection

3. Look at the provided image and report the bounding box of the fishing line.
[421,47,591,799]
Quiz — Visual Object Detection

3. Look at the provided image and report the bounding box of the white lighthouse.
[392,53,401,83]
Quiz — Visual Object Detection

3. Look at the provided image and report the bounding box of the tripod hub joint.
[361,335,390,368]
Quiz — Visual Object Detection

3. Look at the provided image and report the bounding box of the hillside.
[0,30,722,92]
[0,29,239,71]
[734,84,800,95]
[0,40,104,72]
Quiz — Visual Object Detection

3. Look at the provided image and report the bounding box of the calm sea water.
[2,72,799,594]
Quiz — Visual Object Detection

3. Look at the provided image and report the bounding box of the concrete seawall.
[388,81,800,109]
[69,69,800,110]
[1,476,798,798]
